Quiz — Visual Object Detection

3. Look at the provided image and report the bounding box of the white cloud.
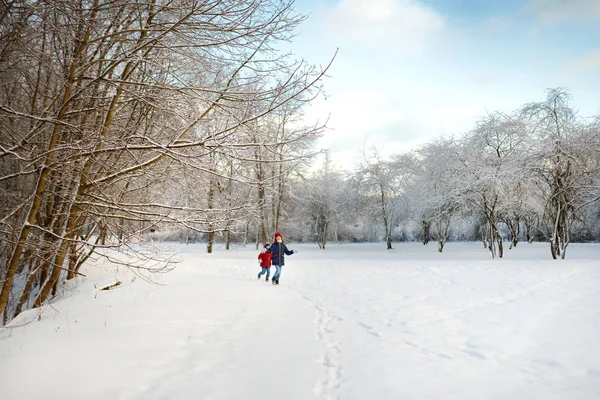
[525,0,600,22]
[294,0,600,170]
[567,49,600,73]
[325,0,445,54]
[309,84,482,169]
[561,49,600,85]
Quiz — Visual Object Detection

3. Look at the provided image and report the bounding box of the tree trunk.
[435,219,449,253]
[207,180,214,254]
[0,0,101,316]
[380,187,392,250]
[316,216,327,249]
[258,182,268,245]
[496,231,503,258]
[506,217,519,249]
[274,160,284,233]
[422,218,430,245]
[13,263,38,318]
[482,194,502,258]
[34,177,83,308]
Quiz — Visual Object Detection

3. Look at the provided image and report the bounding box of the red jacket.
[258,252,272,267]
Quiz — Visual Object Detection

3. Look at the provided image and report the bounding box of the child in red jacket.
[257,243,273,281]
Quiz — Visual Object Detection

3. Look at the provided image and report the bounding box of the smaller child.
[257,243,272,281]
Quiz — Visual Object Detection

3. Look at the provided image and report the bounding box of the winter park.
[1,0,600,399]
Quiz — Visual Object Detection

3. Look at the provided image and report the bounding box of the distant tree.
[408,139,462,252]
[296,152,348,249]
[454,112,529,258]
[521,88,600,259]
[354,149,407,249]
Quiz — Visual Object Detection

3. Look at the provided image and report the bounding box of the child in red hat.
[266,232,295,285]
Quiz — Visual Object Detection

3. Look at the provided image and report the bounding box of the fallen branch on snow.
[99,281,122,291]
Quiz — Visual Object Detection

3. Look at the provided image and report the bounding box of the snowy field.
[1,241,599,400]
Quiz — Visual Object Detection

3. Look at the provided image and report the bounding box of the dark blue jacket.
[267,242,294,266]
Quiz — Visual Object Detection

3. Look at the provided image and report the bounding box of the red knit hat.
[274,232,282,240]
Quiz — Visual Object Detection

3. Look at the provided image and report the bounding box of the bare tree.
[354,149,407,249]
[0,0,333,321]
[409,139,462,252]
[454,112,529,258]
[521,88,600,259]
[296,152,347,249]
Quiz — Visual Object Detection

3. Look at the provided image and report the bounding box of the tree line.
[289,88,600,259]
[140,87,599,261]
[0,0,332,323]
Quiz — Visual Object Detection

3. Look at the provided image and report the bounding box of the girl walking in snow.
[266,232,295,285]
[257,243,272,281]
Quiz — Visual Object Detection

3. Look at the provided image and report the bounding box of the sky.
[288,0,600,168]
[1,242,599,399]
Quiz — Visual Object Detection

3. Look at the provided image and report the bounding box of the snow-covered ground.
[1,242,599,400]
